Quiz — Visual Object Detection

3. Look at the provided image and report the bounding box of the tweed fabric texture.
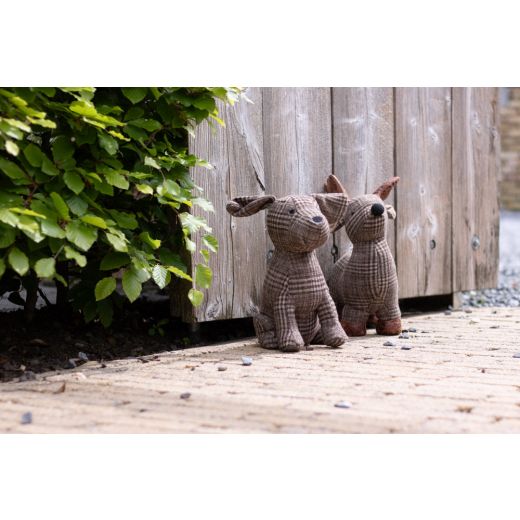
[226,193,348,352]
[325,175,401,335]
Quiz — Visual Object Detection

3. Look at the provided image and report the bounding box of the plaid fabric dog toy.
[226,193,349,352]
[325,174,402,336]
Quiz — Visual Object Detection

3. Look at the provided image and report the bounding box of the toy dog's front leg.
[316,292,348,347]
[273,292,304,353]
[341,304,371,337]
[253,313,278,349]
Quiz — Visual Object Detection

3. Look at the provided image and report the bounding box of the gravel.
[462,211,520,308]
[334,400,352,409]
[383,340,397,347]
[241,356,253,366]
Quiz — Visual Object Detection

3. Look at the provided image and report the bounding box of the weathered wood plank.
[331,87,396,259]
[186,88,266,321]
[263,88,334,276]
[395,88,453,298]
[452,88,500,291]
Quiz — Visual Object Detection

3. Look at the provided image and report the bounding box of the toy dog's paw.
[341,320,367,337]
[321,326,348,347]
[279,331,304,353]
[375,317,401,336]
[258,331,278,350]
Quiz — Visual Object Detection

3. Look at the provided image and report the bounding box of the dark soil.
[0,295,255,383]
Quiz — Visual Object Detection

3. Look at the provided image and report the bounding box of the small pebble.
[513,353,520,359]
[334,400,352,409]
[469,318,481,324]
[399,333,409,339]
[180,392,191,399]
[78,352,89,361]
[217,366,227,372]
[490,325,500,329]
[66,359,77,369]
[242,356,253,366]
[21,412,32,425]
[464,308,473,314]
[444,310,452,316]
[408,327,417,333]
[19,371,36,382]
[383,340,397,347]
[401,345,413,350]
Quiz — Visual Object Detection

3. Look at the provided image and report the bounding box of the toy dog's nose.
[371,203,385,216]
[312,216,323,223]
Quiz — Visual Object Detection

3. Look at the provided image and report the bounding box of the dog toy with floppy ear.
[226,193,349,352]
[324,174,401,336]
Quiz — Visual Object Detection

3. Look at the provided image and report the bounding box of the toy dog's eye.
[288,208,296,215]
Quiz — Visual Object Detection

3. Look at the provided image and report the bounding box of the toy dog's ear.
[385,204,396,220]
[226,195,275,217]
[373,177,400,200]
[312,193,349,232]
[324,174,349,196]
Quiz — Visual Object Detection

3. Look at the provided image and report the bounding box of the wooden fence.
[175,88,500,323]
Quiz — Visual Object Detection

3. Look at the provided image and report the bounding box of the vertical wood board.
[395,88,453,298]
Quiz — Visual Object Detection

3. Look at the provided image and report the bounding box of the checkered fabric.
[325,175,401,333]
[226,193,349,352]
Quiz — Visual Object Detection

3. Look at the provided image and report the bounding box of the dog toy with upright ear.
[226,193,349,352]
[324,174,401,336]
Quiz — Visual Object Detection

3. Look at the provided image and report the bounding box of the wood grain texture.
[186,88,267,321]
[452,88,500,291]
[262,88,334,275]
[331,88,396,258]
[395,88,453,298]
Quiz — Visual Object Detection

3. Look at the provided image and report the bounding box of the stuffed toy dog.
[226,193,349,352]
[324,174,401,336]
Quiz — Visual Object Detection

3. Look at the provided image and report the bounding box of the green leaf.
[81,214,107,229]
[95,276,116,301]
[97,298,114,327]
[139,231,161,249]
[0,157,27,181]
[152,265,170,289]
[195,263,212,289]
[192,197,214,212]
[135,183,153,195]
[0,257,5,278]
[41,219,65,239]
[100,252,129,271]
[41,156,59,176]
[51,135,74,162]
[108,210,137,230]
[34,257,56,278]
[166,266,192,281]
[128,118,162,132]
[65,221,97,251]
[188,288,204,307]
[184,236,196,252]
[23,143,44,167]
[202,234,219,253]
[0,227,16,248]
[179,212,211,233]
[144,156,160,169]
[103,170,129,190]
[200,249,210,263]
[5,140,19,156]
[67,196,88,216]
[8,247,29,276]
[64,246,87,267]
[50,192,70,220]
[121,87,148,104]
[64,171,85,194]
[98,133,119,155]
[122,269,142,303]
[105,232,128,252]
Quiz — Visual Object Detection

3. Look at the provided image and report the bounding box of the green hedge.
[0,87,240,324]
